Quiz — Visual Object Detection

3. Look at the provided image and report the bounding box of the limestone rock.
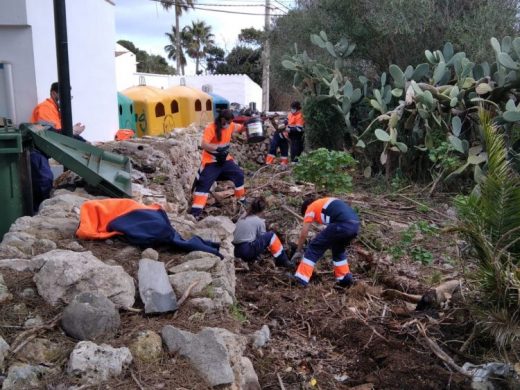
[16,338,62,365]
[186,228,220,244]
[251,325,271,349]
[0,258,46,272]
[238,357,261,390]
[0,232,57,258]
[23,316,43,328]
[33,250,135,308]
[197,216,235,236]
[61,292,121,341]
[0,246,28,260]
[67,341,132,384]
[168,256,217,273]
[161,326,234,387]
[129,330,162,363]
[141,248,159,261]
[0,273,12,303]
[169,271,212,297]
[138,259,177,314]
[2,363,54,390]
[0,337,9,371]
[191,287,233,311]
[61,241,85,252]
[161,326,260,389]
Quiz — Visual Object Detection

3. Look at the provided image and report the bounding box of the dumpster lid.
[22,124,132,198]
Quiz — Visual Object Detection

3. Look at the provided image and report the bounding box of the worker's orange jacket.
[287,111,304,128]
[201,122,244,167]
[30,98,61,130]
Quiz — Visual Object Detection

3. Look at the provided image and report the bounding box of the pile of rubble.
[0,124,270,389]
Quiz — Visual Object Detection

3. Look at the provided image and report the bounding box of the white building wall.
[0,27,37,125]
[65,0,118,141]
[0,0,118,141]
[115,51,137,91]
[120,73,263,111]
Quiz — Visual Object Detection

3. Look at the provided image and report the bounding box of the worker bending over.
[190,109,246,219]
[233,197,293,268]
[291,197,360,287]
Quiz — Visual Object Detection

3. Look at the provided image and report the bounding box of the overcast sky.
[114,0,294,74]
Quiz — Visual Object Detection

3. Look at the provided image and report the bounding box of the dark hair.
[214,109,234,142]
[50,82,59,93]
[290,101,302,111]
[300,197,315,216]
[247,196,267,216]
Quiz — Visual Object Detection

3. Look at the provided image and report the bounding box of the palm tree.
[159,0,195,76]
[164,26,188,75]
[183,20,215,75]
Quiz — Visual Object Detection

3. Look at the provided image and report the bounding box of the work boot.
[274,253,294,269]
[337,273,355,288]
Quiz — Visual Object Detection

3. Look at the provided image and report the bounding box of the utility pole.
[53,0,73,137]
[261,0,271,112]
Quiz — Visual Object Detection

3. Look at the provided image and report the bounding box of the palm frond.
[454,110,520,351]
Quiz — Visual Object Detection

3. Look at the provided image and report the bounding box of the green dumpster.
[0,122,33,240]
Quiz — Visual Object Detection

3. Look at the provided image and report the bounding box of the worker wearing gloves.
[291,197,360,287]
[233,197,293,268]
[287,101,305,162]
[265,117,289,165]
[190,109,246,219]
[31,82,86,140]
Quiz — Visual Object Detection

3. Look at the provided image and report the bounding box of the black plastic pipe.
[53,0,73,137]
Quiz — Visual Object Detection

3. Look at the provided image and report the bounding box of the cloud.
[115,0,267,74]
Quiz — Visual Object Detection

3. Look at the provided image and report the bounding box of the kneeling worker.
[233,197,293,268]
[291,197,360,286]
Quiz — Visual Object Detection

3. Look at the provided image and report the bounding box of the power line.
[150,0,286,16]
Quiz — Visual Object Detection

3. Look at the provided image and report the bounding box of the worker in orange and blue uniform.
[265,116,289,165]
[30,82,86,140]
[291,197,360,287]
[233,197,293,268]
[190,109,246,219]
[287,101,305,162]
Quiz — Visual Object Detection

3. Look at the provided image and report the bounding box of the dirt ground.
[0,166,478,389]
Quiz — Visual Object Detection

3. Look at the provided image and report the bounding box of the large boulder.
[61,292,121,341]
[33,250,135,309]
[66,341,132,384]
[161,326,260,389]
[161,326,234,387]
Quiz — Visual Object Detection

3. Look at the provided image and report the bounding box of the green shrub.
[303,97,347,151]
[454,112,520,351]
[293,148,356,193]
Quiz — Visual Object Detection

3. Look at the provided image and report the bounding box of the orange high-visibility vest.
[288,111,304,127]
[31,98,61,130]
[200,122,244,166]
